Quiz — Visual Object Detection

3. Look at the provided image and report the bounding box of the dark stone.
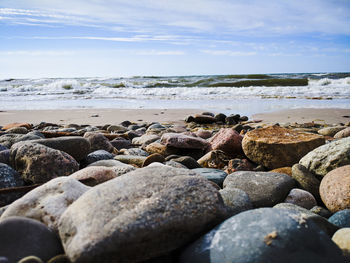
[201,112,215,117]
[328,209,350,228]
[0,145,7,151]
[0,217,63,262]
[223,171,295,207]
[84,150,114,165]
[0,150,10,165]
[47,255,71,263]
[83,132,116,153]
[185,116,195,123]
[171,156,201,169]
[0,163,24,189]
[120,120,132,127]
[240,116,249,121]
[193,168,228,187]
[214,113,226,123]
[179,208,346,263]
[29,136,91,161]
[142,153,165,167]
[219,187,253,215]
[110,138,132,150]
[310,206,332,218]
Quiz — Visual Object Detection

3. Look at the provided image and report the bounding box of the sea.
[1,72,349,116]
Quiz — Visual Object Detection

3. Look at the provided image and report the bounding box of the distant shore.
[1,108,349,126]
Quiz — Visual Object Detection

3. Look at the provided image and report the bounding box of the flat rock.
[320,165,350,212]
[107,125,128,133]
[87,159,136,176]
[10,142,79,184]
[0,217,63,262]
[122,148,149,156]
[1,177,89,232]
[223,171,295,207]
[161,133,209,150]
[284,188,317,209]
[58,166,228,263]
[242,126,325,169]
[291,164,321,200]
[219,187,253,215]
[2,123,32,130]
[332,228,350,259]
[0,133,43,148]
[5,126,28,134]
[179,208,346,263]
[299,137,350,177]
[0,163,24,189]
[192,114,217,124]
[132,134,160,145]
[70,166,118,186]
[193,168,228,187]
[208,128,243,157]
[29,136,90,161]
[114,155,146,167]
[197,150,229,169]
[83,132,116,153]
[329,210,350,228]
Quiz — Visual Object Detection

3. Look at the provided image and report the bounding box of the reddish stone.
[161,133,210,150]
[70,166,117,186]
[208,128,243,157]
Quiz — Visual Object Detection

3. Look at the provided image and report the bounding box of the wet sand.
[0,108,350,126]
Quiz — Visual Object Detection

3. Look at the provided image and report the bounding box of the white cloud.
[134,50,185,55]
[0,50,76,56]
[201,50,256,56]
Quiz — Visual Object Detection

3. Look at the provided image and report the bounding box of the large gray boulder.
[179,208,347,263]
[223,171,295,207]
[299,137,350,177]
[1,177,89,232]
[58,166,228,263]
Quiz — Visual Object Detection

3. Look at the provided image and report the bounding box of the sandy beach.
[1,107,349,126]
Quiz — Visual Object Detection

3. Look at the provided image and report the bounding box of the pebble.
[70,166,118,186]
[208,128,243,157]
[284,188,317,209]
[170,156,201,169]
[197,150,229,169]
[334,127,350,139]
[110,137,132,150]
[83,132,116,153]
[161,133,210,150]
[142,153,165,167]
[318,126,346,136]
[219,187,253,215]
[332,228,350,259]
[291,164,321,200]
[83,149,114,165]
[0,163,24,189]
[329,209,350,228]
[192,168,228,187]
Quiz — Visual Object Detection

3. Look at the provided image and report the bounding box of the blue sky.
[0,0,350,78]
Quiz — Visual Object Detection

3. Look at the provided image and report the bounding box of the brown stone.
[271,167,292,176]
[242,126,325,169]
[208,128,243,157]
[161,133,210,150]
[3,123,32,130]
[69,166,117,186]
[225,158,255,174]
[193,114,217,124]
[142,153,165,167]
[197,150,229,169]
[320,165,350,213]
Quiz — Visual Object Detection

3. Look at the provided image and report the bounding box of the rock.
[142,153,165,167]
[299,137,350,177]
[219,187,253,215]
[147,123,167,133]
[114,155,146,167]
[225,158,255,174]
[0,149,11,165]
[0,145,7,151]
[193,168,228,187]
[332,228,350,259]
[164,160,188,169]
[145,142,178,156]
[318,126,346,137]
[2,122,32,130]
[271,167,292,176]
[47,254,71,263]
[179,208,346,263]
[0,133,43,148]
[6,126,28,134]
[243,126,325,169]
[310,206,332,218]
[0,163,24,189]
[201,112,215,117]
[84,149,114,165]
[122,148,149,156]
[107,125,128,133]
[194,129,212,139]
[284,188,317,209]
[132,134,160,145]
[240,115,249,121]
[30,136,91,161]
[58,166,228,263]
[0,217,63,262]
[273,203,339,236]
[0,257,8,263]
[208,128,243,157]
[223,171,295,207]
[329,210,350,228]
[10,142,79,184]
[291,164,321,200]
[214,113,226,123]
[320,165,350,212]
[335,127,350,139]
[225,115,238,125]
[83,132,116,153]
[197,150,229,169]
[87,159,136,176]
[1,177,89,232]
[17,256,43,263]
[185,115,195,123]
[70,166,118,186]
[161,133,209,150]
[192,114,216,124]
[170,156,201,169]
[110,138,132,150]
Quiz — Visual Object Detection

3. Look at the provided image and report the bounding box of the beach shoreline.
[1,107,349,126]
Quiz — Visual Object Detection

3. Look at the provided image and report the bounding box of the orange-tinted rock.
[3,123,32,130]
[242,126,325,169]
[142,153,165,167]
[145,142,178,156]
[225,158,255,174]
[271,167,292,176]
[208,128,243,157]
[320,165,350,213]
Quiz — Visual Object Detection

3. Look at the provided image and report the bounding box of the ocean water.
[1,73,349,116]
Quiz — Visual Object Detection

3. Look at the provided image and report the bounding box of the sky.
[0,0,350,78]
